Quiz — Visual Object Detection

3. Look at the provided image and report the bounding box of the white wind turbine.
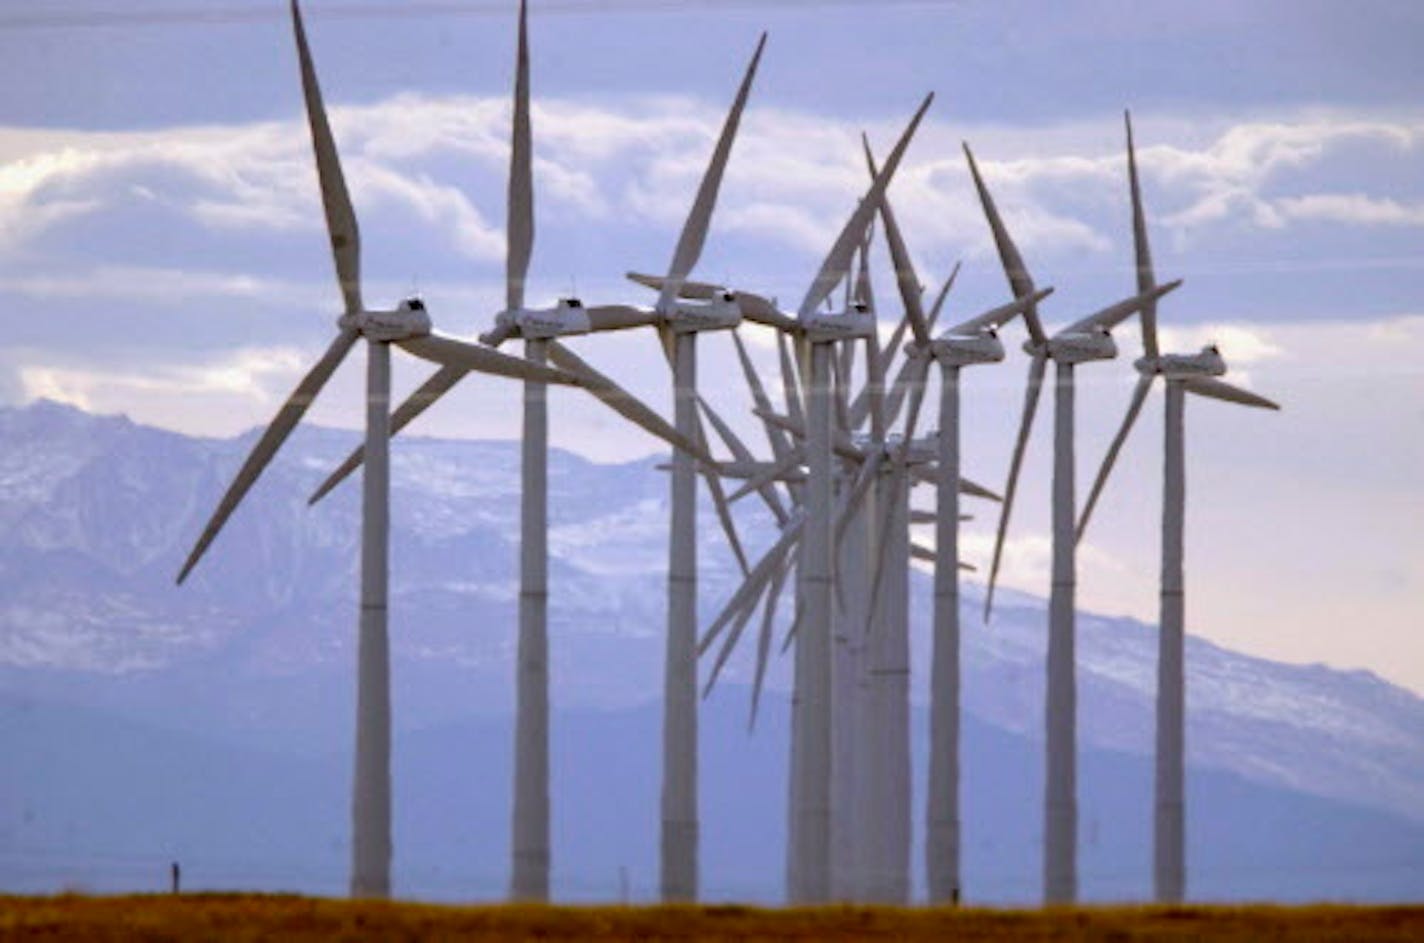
[306,1,763,902]
[1076,112,1279,904]
[687,95,935,903]
[863,139,1053,903]
[970,139,1181,905]
[175,0,586,899]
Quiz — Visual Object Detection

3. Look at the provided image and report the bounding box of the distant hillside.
[1,400,1422,902]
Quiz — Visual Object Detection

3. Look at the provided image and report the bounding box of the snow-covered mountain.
[2,399,1421,901]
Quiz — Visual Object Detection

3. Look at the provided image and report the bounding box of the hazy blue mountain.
[2,399,1422,902]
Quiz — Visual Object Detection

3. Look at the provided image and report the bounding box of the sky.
[1,0,1421,692]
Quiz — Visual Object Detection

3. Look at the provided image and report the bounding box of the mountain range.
[1,399,1421,903]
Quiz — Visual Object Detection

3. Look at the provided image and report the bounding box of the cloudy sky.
[2,1,1421,691]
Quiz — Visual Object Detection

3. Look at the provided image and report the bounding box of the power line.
[0,0,963,32]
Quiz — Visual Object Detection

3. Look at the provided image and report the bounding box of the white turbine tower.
[1076,112,1280,904]
[969,139,1180,905]
[308,2,760,902]
[175,0,585,899]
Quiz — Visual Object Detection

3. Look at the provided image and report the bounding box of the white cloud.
[1276,193,1424,227]
[17,346,309,414]
[0,100,1419,296]
[1156,324,1284,364]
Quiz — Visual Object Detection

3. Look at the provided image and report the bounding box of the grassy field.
[1,895,1422,941]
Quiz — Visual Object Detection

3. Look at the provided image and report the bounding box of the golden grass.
[1,894,1421,942]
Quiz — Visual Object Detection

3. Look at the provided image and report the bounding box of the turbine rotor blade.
[984,351,1047,621]
[728,447,804,502]
[585,304,659,333]
[864,135,930,346]
[777,331,806,429]
[478,321,517,348]
[946,286,1055,337]
[656,33,766,313]
[398,334,575,385]
[308,363,465,505]
[963,142,1041,344]
[798,93,934,319]
[699,393,789,524]
[732,329,794,461]
[290,0,362,315]
[543,340,714,465]
[1076,373,1154,543]
[693,414,752,577]
[1182,376,1281,410]
[1125,110,1159,361]
[178,328,359,583]
[1059,280,1181,336]
[506,0,533,312]
[748,547,794,730]
[698,513,805,655]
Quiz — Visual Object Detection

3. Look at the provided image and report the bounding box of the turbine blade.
[699,393,789,524]
[834,449,883,560]
[874,309,913,383]
[946,286,1055,337]
[1076,373,1154,543]
[703,569,767,698]
[864,135,930,346]
[694,415,752,577]
[506,0,533,312]
[1059,279,1181,336]
[777,331,806,429]
[177,328,359,583]
[748,546,794,731]
[698,514,805,655]
[865,355,931,624]
[478,321,517,348]
[1125,110,1159,361]
[628,271,715,299]
[798,93,933,319]
[398,334,576,386]
[955,475,1002,503]
[308,363,465,505]
[585,304,659,333]
[656,33,766,313]
[732,329,794,461]
[728,447,804,502]
[984,352,1047,622]
[963,142,1041,344]
[543,340,714,464]
[290,0,362,315]
[1183,376,1281,410]
[926,261,961,329]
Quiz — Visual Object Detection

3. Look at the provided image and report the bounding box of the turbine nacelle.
[667,290,742,334]
[925,328,1005,367]
[1043,326,1117,365]
[1139,343,1227,379]
[802,302,877,343]
[494,297,593,340]
[338,297,433,342]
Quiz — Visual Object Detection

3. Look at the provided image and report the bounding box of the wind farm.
[2,0,1422,937]
[179,0,1258,908]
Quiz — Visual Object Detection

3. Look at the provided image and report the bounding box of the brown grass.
[1,894,1422,942]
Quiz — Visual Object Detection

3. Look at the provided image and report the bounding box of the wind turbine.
[305,2,762,902]
[1076,112,1279,904]
[698,94,935,903]
[865,136,1053,903]
[175,0,585,899]
[970,138,1181,905]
